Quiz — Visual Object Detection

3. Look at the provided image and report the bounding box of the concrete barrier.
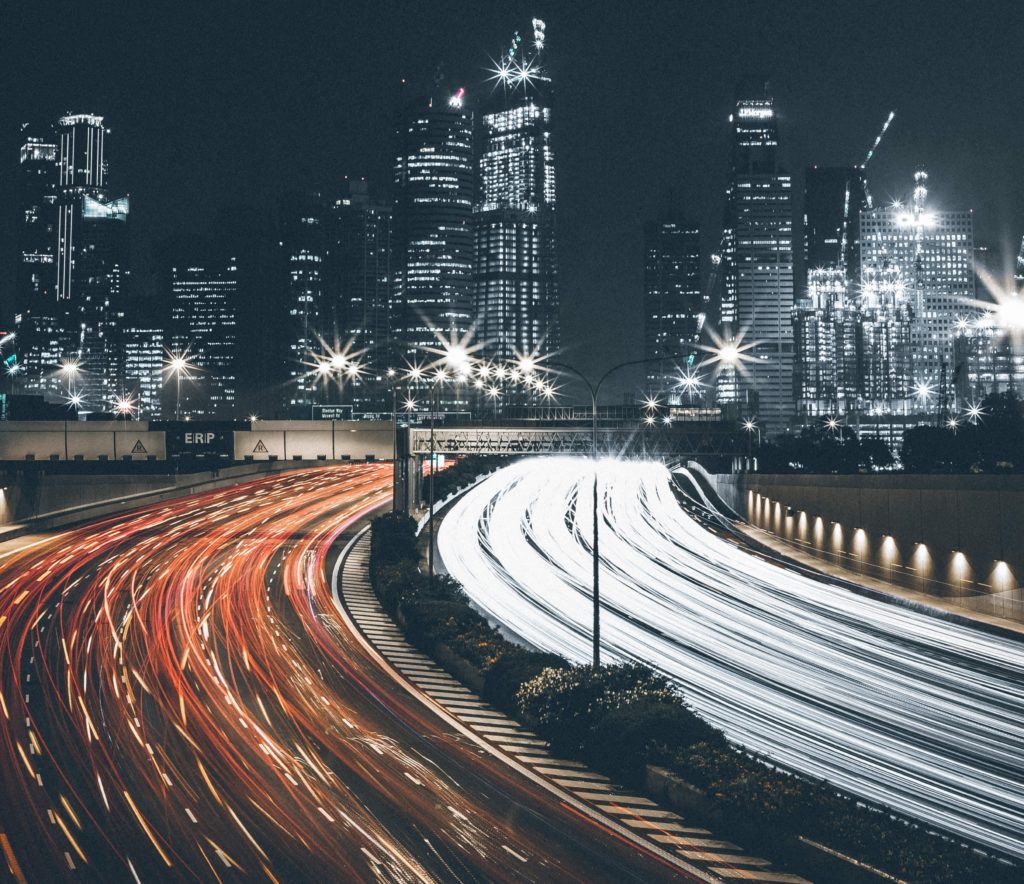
[0,421,165,461]
[707,472,1024,621]
[234,420,393,462]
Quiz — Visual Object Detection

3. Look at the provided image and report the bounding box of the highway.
[438,457,1024,861]
[0,464,690,882]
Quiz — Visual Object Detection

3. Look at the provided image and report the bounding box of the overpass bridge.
[0,418,747,513]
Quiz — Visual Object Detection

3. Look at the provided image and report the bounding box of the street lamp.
[113,393,137,422]
[542,355,676,667]
[164,350,196,421]
[743,418,760,459]
[59,357,81,399]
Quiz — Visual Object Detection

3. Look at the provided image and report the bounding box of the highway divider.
[369,506,1019,884]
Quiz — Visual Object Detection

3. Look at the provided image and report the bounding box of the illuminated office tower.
[792,267,859,416]
[280,193,326,413]
[15,123,58,319]
[392,85,474,409]
[122,325,164,417]
[170,248,239,419]
[718,84,795,430]
[326,180,392,412]
[793,167,868,418]
[859,170,974,407]
[14,122,60,392]
[475,19,558,370]
[643,217,703,403]
[854,260,913,412]
[56,114,107,304]
[953,313,1024,404]
[75,194,130,406]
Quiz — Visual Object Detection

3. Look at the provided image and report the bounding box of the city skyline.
[2,1,1022,394]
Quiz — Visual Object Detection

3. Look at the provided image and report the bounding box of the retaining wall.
[707,473,1024,621]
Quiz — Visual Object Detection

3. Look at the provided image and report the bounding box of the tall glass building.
[475,19,558,369]
[392,87,474,408]
[718,85,795,431]
[643,218,703,403]
[14,122,60,395]
[793,166,869,418]
[56,114,107,304]
[15,122,58,318]
[170,248,239,419]
[327,179,392,412]
[859,170,974,407]
[280,192,326,414]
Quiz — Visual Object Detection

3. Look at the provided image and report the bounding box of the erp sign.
[164,422,236,457]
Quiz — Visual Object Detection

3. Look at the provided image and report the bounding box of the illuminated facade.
[326,180,392,411]
[953,314,1024,404]
[643,219,703,403]
[56,114,107,303]
[475,18,558,370]
[856,261,913,411]
[718,86,795,430]
[14,122,60,396]
[15,122,58,317]
[123,326,164,417]
[860,170,974,404]
[392,89,474,408]
[170,252,239,419]
[73,193,130,407]
[280,193,326,413]
[792,267,854,415]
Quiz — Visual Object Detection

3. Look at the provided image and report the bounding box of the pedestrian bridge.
[406,424,745,457]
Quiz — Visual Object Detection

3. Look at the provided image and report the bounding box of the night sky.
[2,0,1022,394]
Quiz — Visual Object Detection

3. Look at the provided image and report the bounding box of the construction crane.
[862,110,896,208]
[838,110,896,266]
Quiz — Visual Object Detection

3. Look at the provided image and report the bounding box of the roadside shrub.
[589,698,724,785]
[516,663,677,755]
[483,648,569,713]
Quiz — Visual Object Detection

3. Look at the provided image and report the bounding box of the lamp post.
[541,356,675,667]
[743,418,760,462]
[164,351,196,422]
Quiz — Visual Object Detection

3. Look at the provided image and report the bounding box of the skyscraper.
[56,115,107,303]
[326,179,392,411]
[718,84,795,431]
[859,170,974,405]
[169,245,239,419]
[280,192,326,414]
[51,113,131,409]
[122,324,164,417]
[14,122,58,320]
[803,166,868,287]
[475,18,558,368]
[392,85,474,406]
[793,166,869,418]
[643,217,703,403]
[13,122,60,392]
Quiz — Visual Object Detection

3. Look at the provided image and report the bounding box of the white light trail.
[439,458,1024,860]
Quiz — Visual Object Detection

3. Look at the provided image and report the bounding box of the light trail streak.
[439,457,1024,860]
[0,464,686,882]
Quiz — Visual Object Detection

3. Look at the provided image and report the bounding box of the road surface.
[0,464,689,882]
[438,457,1024,861]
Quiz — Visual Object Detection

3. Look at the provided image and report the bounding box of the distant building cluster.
[644,85,1024,435]
[7,36,1022,432]
[4,19,557,420]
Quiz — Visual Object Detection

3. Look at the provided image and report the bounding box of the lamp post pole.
[545,356,669,667]
[427,382,438,591]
